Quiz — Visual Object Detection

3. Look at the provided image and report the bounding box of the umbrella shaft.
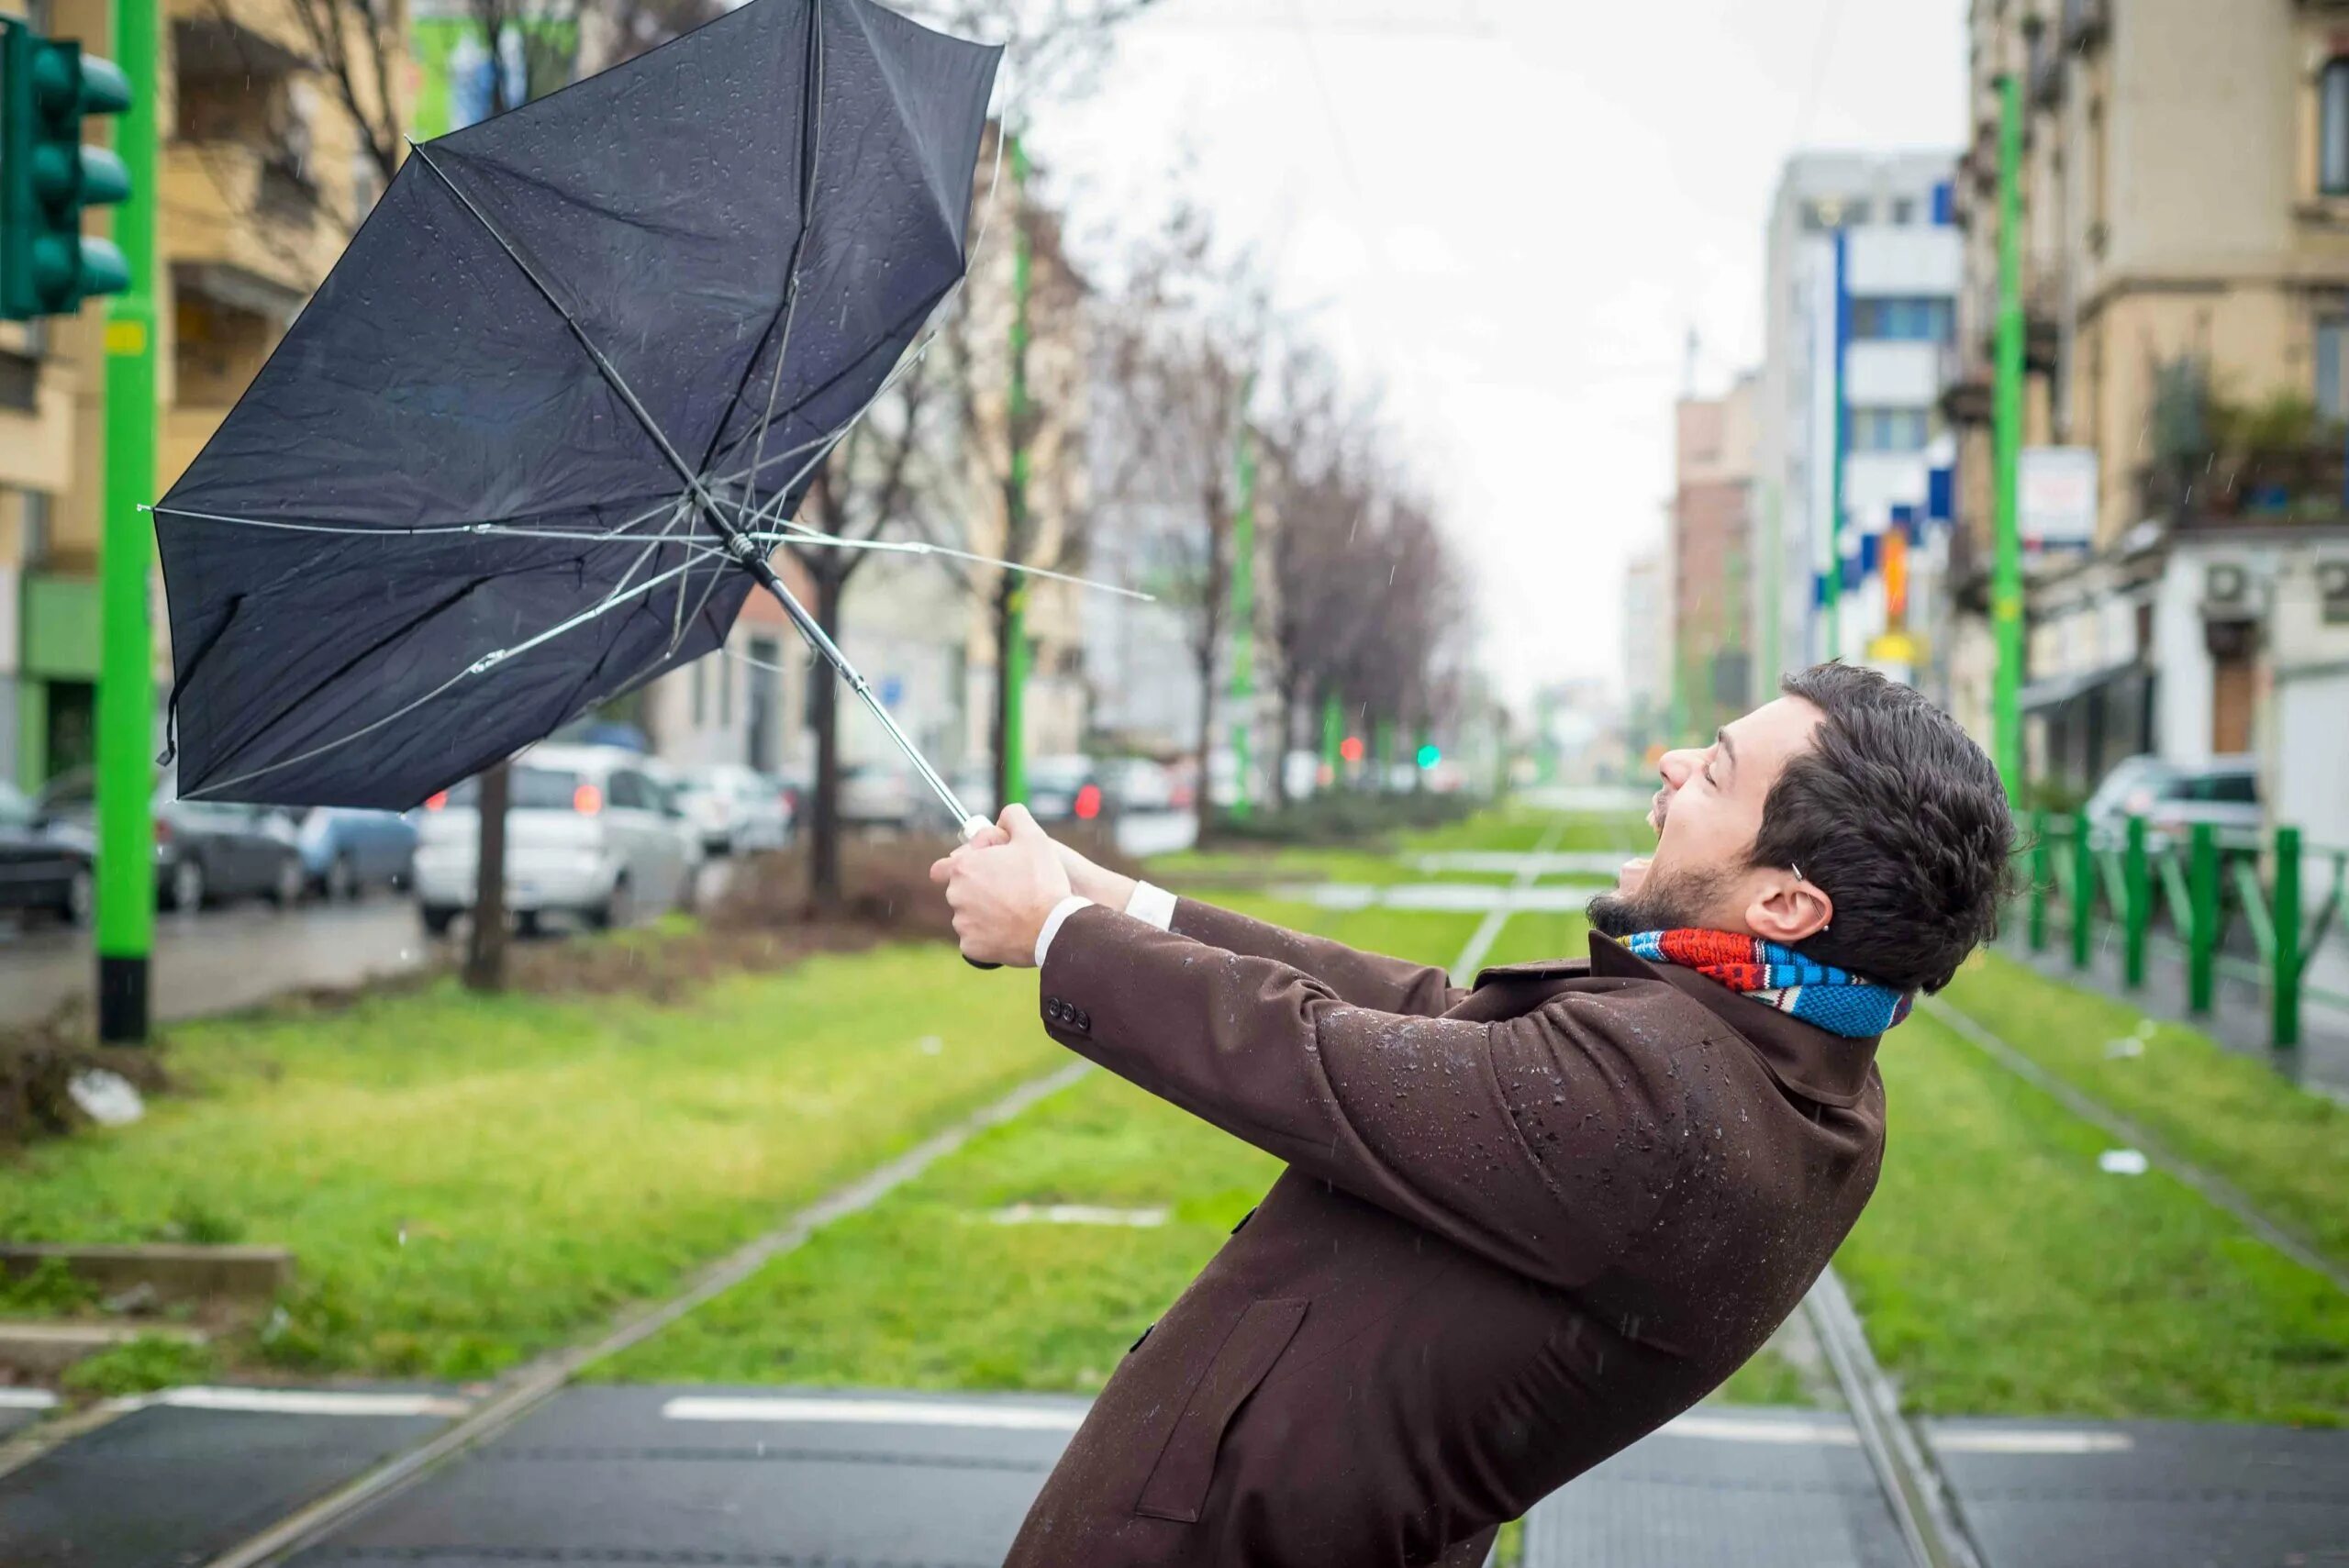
[726,539,977,832]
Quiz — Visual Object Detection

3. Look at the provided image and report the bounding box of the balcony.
[165,139,341,316]
[2061,0,2109,50]
[2138,447,2349,533]
[1939,346,1993,428]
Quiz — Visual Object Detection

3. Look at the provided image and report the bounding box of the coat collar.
[1474,935,1881,1109]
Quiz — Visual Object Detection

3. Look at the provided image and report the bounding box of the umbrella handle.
[958,815,1003,973]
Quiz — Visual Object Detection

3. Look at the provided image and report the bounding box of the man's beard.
[1586,862,1736,940]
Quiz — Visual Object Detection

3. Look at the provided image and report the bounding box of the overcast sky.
[1023,0,1966,711]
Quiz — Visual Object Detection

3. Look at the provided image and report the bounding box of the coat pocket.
[1135,1296,1309,1524]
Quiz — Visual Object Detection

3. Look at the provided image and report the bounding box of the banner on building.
[2020,447,2099,551]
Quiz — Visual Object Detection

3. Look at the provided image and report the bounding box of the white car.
[841,762,920,828]
[677,763,793,853]
[412,744,697,935]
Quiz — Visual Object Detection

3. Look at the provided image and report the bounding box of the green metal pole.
[1992,73,2027,801]
[1760,481,1782,685]
[2273,826,2302,1051]
[1227,393,1256,822]
[2122,815,2148,990]
[1320,690,1341,789]
[2188,822,2218,1015]
[2070,809,2093,973]
[96,0,159,1043]
[2028,809,2049,952]
[1000,131,1030,807]
[1825,228,1847,662]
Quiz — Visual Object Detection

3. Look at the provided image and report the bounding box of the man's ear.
[1744,873,1832,947]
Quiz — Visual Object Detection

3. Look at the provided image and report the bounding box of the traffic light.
[1416,743,1442,770]
[1,17,130,319]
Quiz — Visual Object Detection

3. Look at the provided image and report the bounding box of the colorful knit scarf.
[1623,929,1913,1039]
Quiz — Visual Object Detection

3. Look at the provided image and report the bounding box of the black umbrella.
[152,0,1000,826]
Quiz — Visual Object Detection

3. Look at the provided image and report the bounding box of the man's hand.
[929,805,1074,967]
[1052,837,1138,911]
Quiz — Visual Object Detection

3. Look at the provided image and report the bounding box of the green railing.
[2022,811,2348,1050]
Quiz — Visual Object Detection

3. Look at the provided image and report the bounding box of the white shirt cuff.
[1125,880,1177,931]
[1034,895,1095,968]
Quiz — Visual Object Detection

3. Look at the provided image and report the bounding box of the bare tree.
[1096,205,1267,841]
[1259,365,1386,807]
[280,0,406,183]
[785,350,952,908]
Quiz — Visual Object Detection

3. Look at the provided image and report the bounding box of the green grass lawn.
[1937,951,2349,1264]
[0,945,1060,1386]
[1838,1004,2349,1426]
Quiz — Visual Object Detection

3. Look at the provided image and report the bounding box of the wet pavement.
[0,816,1196,1036]
[0,895,437,1032]
[18,1383,2340,1568]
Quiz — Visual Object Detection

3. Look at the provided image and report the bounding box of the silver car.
[412,744,697,935]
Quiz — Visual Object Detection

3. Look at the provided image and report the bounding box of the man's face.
[1588,695,1828,939]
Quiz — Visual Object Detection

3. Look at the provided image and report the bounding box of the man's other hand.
[1052,835,1138,911]
[929,805,1074,967]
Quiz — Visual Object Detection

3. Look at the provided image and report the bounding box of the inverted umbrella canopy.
[155,0,1000,809]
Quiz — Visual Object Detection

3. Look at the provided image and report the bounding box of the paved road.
[0,895,437,1031]
[1,813,1197,1034]
[12,1383,2341,1568]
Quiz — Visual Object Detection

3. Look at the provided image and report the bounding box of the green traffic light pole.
[99,0,156,1042]
[1226,386,1256,822]
[1320,690,1342,788]
[999,130,1030,809]
[1991,72,2027,801]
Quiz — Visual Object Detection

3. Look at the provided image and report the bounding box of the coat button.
[1072,1008,1092,1032]
[1044,998,1066,1023]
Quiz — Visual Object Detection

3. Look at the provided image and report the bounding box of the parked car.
[676,763,793,853]
[2085,754,2262,850]
[0,781,93,925]
[1025,754,1105,824]
[949,762,996,824]
[841,761,920,828]
[296,807,418,899]
[411,744,697,936]
[38,767,306,911]
[1097,757,1178,815]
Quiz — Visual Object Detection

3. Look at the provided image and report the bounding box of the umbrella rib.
[716,0,827,510]
[193,550,720,799]
[406,139,732,524]
[408,139,979,830]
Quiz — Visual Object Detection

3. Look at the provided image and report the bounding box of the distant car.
[1025,755,1105,824]
[677,763,793,853]
[1097,757,1177,815]
[296,807,418,899]
[39,767,306,911]
[2085,754,2262,850]
[841,762,920,828]
[949,762,996,824]
[0,781,93,925]
[411,744,698,936]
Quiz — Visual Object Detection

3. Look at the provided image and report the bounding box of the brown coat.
[1002,898,1887,1568]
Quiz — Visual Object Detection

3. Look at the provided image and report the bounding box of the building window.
[2319,317,2349,418]
[1891,196,1916,226]
[1852,297,1954,342]
[2323,59,2349,195]
[1850,407,1930,452]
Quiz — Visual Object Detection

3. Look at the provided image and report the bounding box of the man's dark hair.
[1757,663,2017,995]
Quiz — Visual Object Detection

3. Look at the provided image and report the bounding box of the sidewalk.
[1999,934,2349,1100]
[15,1383,2340,1568]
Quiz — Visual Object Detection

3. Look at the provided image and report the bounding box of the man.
[934,664,2013,1567]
